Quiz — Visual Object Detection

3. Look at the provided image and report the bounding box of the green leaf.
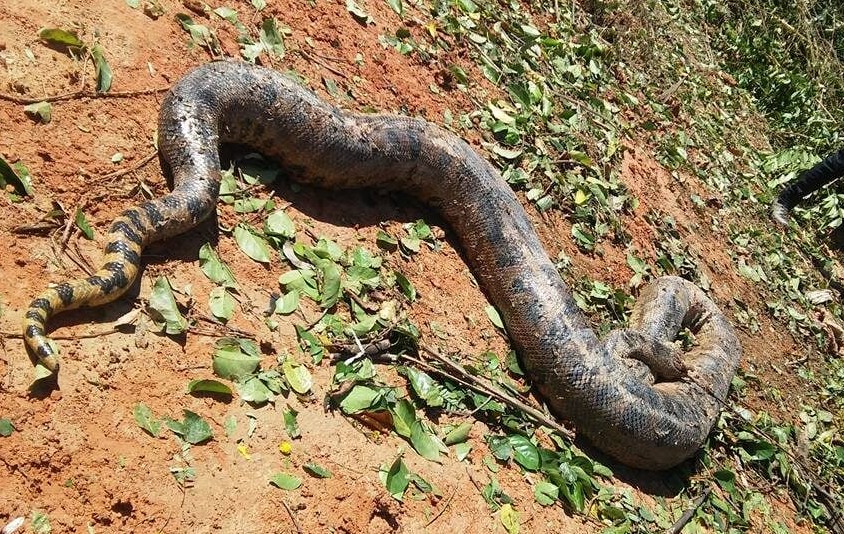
[237,377,273,404]
[492,145,522,159]
[233,196,265,213]
[317,259,341,308]
[209,286,235,322]
[24,101,52,123]
[133,403,161,437]
[279,269,319,300]
[410,420,444,462]
[389,398,416,438]
[147,277,187,335]
[38,28,85,49]
[500,503,520,533]
[383,456,410,500]
[30,510,51,534]
[91,44,112,92]
[284,407,300,439]
[304,462,332,478]
[345,265,380,292]
[259,369,286,395]
[166,410,213,444]
[0,157,34,197]
[385,0,403,16]
[74,208,94,239]
[488,435,513,462]
[213,6,238,21]
[269,472,302,490]
[218,170,237,204]
[573,189,588,205]
[0,418,16,437]
[212,339,261,380]
[187,379,233,396]
[444,422,472,445]
[296,325,324,363]
[404,367,444,407]
[175,13,218,51]
[282,359,313,394]
[251,0,266,9]
[125,0,140,7]
[258,17,285,58]
[454,442,472,461]
[234,225,271,263]
[339,385,380,413]
[265,209,296,238]
[395,271,416,301]
[224,415,237,437]
[534,481,558,505]
[199,243,238,287]
[274,290,300,315]
[400,236,421,253]
[485,305,504,329]
[509,435,540,471]
[346,0,374,24]
[376,230,398,249]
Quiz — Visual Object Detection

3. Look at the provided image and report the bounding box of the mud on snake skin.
[23,61,741,470]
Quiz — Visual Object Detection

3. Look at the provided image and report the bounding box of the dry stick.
[331,338,573,438]
[192,315,257,339]
[414,343,576,440]
[95,150,158,184]
[426,481,461,527]
[298,50,348,79]
[280,499,303,534]
[344,287,379,313]
[665,486,711,534]
[0,87,170,105]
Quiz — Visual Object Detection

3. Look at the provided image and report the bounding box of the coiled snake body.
[24,62,740,470]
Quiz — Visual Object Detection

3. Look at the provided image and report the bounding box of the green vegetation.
[10,0,844,531]
[138,0,844,530]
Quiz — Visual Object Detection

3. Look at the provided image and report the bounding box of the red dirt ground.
[0,1,816,532]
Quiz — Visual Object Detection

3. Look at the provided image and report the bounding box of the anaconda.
[23,61,741,470]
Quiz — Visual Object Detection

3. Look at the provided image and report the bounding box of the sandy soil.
[0,1,815,532]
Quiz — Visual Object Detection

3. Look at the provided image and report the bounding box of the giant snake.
[23,61,740,470]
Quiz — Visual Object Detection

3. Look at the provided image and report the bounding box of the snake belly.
[23,61,741,470]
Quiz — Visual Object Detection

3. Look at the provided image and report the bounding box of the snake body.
[24,61,741,469]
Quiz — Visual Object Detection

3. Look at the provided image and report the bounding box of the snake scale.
[23,61,740,470]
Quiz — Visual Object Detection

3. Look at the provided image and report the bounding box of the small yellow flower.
[278,441,293,455]
[237,443,251,460]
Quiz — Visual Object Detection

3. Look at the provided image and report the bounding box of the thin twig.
[0,87,170,105]
[416,343,576,440]
[298,50,348,79]
[426,480,461,527]
[665,486,711,534]
[94,150,158,184]
[280,499,303,534]
[344,287,379,313]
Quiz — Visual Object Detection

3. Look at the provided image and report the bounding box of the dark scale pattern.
[29,298,53,314]
[54,284,75,305]
[123,209,146,231]
[110,221,143,246]
[105,241,141,265]
[86,262,129,294]
[23,61,741,470]
[139,201,165,228]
